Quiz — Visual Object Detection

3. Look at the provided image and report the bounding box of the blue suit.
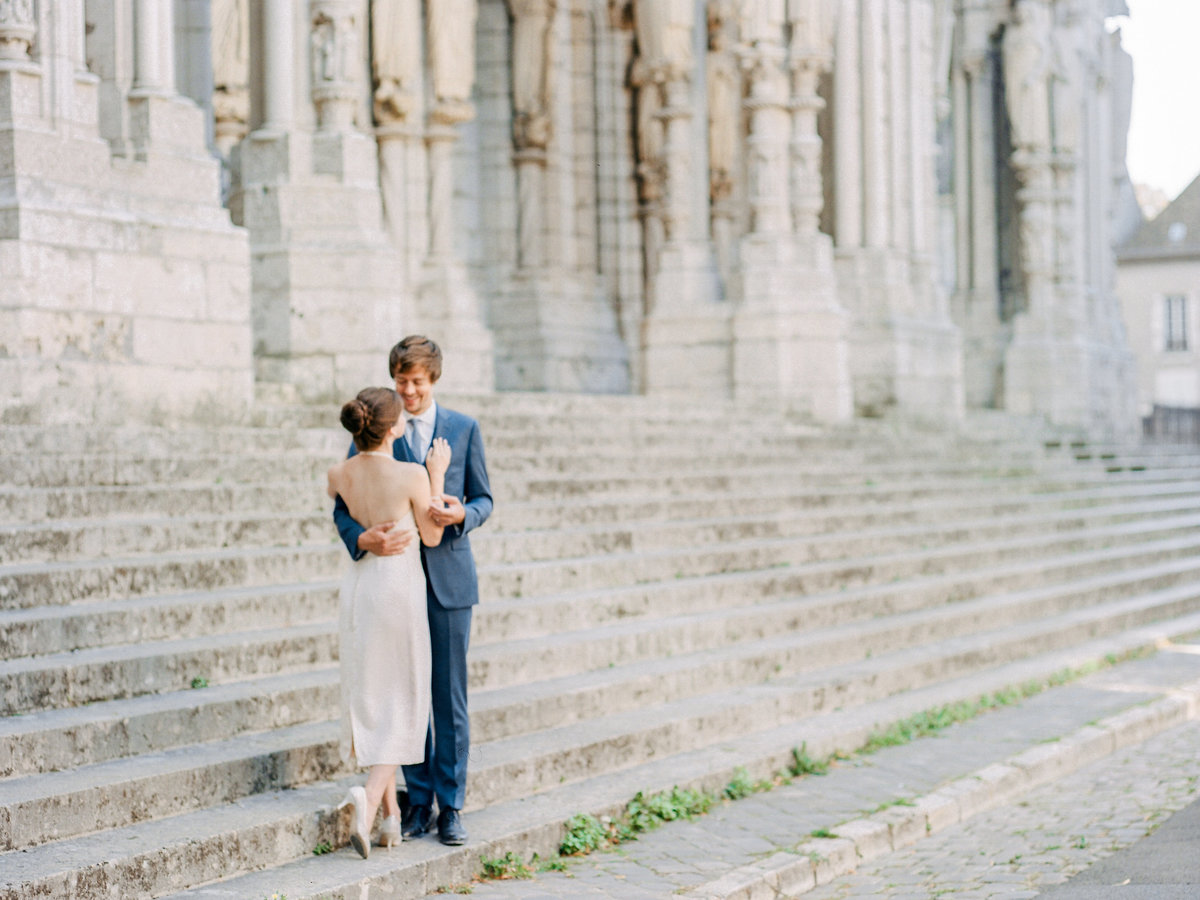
[333,404,492,811]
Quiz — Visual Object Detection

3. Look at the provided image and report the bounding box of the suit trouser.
[402,597,472,811]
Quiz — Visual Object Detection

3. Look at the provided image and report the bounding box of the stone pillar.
[488,0,626,392]
[832,0,961,420]
[638,0,727,399]
[262,0,295,132]
[1002,0,1090,427]
[415,0,495,391]
[131,0,175,94]
[730,0,851,421]
[236,0,409,402]
[372,0,425,283]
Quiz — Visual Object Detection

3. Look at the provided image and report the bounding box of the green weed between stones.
[478,649,1149,882]
[478,851,533,880]
[311,841,333,856]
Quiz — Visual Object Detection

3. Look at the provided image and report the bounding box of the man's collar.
[403,400,438,425]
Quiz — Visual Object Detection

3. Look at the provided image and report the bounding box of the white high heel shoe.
[378,813,400,847]
[338,786,371,859]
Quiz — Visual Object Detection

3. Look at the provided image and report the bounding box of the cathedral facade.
[0,0,1138,432]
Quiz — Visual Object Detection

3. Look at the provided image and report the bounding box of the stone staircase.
[4,395,1200,899]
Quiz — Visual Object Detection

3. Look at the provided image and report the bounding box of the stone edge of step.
[681,674,1200,900]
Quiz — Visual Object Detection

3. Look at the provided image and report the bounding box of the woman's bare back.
[329,456,425,531]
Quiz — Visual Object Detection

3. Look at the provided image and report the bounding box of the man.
[333,335,493,845]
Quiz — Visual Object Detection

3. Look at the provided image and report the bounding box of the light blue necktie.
[406,419,424,463]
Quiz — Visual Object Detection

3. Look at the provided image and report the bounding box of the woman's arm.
[412,438,450,546]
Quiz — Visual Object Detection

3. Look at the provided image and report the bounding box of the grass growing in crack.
[789,742,830,776]
[559,813,606,856]
[478,852,533,880]
[311,841,333,855]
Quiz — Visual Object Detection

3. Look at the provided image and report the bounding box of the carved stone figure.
[428,0,478,123]
[632,0,693,80]
[310,2,361,129]
[507,0,556,150]
[786,0,827,54]
[707,3,739,203]
[0,0,37,61]
[1050,5,1083,155]
[371,0,422,124]
[740,0,785,45]
[211,0,250,145]
[1004,0,1052,154]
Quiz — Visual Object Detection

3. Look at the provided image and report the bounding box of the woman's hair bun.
[339,387,402,450]
[340,397,370,436]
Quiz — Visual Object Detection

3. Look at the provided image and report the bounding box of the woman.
[326,386,451,858]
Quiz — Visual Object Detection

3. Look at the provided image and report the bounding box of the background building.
[0,0,1139,433]
[1116,174,1200,433]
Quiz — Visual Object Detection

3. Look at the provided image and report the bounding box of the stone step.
[8,544,1200,781]
[9,487,1200,657]
[0,444,1067,491]
[0,458,1172,530]
[8,471,1200,569]
[149,612,1199,900]
[6,519,1200,718]
[6,481,1198,616]
[4,593,1197,898]
[0,481,327,525]
[0,622,337,716]
[0,581,335,662]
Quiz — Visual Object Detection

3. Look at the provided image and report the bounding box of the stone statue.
[211,0,250,142]
[632,0,693,80]
[0,0,37,61]
[739,0,785,46]
[371,0,422,124]
[506,0,556,150]
[1050,6,1083,155]
[428,0,478,122]
[707,2,739,203]
[1004,0,1052,155]
[786,0,827,55]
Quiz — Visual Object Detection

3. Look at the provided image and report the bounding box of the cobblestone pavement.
[438,649,1200,899]
[799,720,1200,900]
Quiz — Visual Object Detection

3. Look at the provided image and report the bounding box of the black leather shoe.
[401,803,434,840]
[437,807,467,845]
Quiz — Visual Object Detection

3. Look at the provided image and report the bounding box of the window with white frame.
[1164,294,1188,352]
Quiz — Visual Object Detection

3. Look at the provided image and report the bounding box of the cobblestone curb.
[683,679,1200,900]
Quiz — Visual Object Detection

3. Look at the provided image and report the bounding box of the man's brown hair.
[388,335,443,382]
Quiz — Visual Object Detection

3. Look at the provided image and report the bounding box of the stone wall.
[0,0,1140,433]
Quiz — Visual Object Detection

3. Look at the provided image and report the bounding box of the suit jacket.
[333,404,493,609]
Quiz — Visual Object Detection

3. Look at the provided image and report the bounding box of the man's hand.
[356,521,416,556]
[429,494,466,527]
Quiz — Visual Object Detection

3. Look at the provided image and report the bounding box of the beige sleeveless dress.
[338,510,431,767]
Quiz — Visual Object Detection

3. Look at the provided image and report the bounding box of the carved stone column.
[636,0,726,398]
[417,0,494,391]
[731,0,851,421]
[742,46,791,237]
[507,0,555,272]
[309,0,359,132]
[372,0,425,282]
[0,0,36,61]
